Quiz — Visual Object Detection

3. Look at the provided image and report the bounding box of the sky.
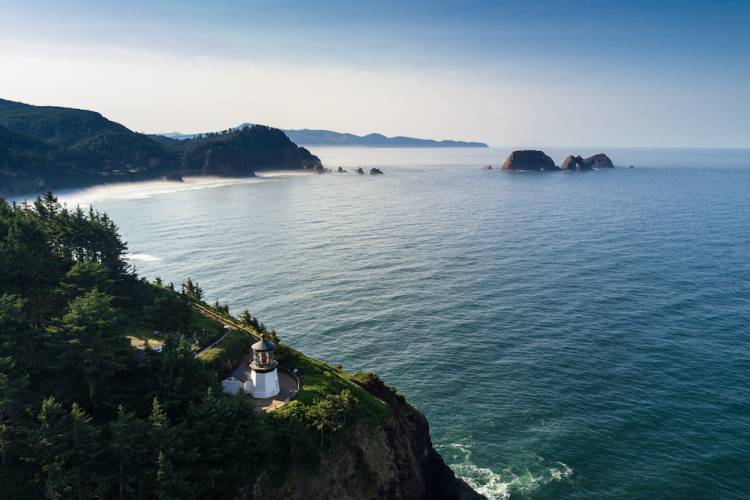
[0,0,748,147]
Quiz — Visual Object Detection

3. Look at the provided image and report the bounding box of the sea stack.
[584,153,614,168]
[560,155,589,171]
[502,150,559,171]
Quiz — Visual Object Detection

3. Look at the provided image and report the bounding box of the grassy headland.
[0,192,432,499]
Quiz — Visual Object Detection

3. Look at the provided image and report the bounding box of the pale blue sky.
[1,0,748,147]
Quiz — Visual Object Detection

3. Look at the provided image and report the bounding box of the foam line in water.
[127,253,162,262]
[445,441,573,500]
[52,176,268,206]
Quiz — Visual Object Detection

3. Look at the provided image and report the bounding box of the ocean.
[51,147,750,499]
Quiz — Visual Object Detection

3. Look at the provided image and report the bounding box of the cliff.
[256,372,482,500]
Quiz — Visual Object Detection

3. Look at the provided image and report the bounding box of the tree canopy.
[0,194,371,499]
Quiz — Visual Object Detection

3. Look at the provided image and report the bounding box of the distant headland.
[163,123,489,148]
[0,98,321,195]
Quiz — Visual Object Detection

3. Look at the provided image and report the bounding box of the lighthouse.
[248,336,280,398]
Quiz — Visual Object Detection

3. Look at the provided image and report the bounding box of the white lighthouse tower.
[248,336,280,398]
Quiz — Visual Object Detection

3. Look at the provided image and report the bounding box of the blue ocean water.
[55,147,750,499]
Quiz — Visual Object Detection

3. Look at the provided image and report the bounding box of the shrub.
[197,329,251,377]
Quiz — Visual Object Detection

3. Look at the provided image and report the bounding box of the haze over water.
[56,147,750,499]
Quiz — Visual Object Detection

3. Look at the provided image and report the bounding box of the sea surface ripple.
[56,147,750,499]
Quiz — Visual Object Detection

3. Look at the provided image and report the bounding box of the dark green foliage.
[180,277,203,302]
[143,336,217,416]
[181,390,267,497]
[106,406,152,499]
[354,370,407,404]
[31,397,100,500]
[142,281,192,333]
[182,125,319,176]
[0,194,387,498]
[53,288,131,406]
[0,98,321,195]
[305,389,355,444]
[197,329,252,376]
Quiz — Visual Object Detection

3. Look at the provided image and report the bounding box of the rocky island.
[560,153,615,171]
[501,150,614,172]
[502,150,559,171]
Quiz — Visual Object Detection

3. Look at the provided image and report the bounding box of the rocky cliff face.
[255,376,482,500]
[502,150,559,171]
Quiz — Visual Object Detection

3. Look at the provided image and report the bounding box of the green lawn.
[281,348,388,424]
[194,302,389,424]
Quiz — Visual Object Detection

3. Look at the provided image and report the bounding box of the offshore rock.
[584,153,614,168]
[370,168,385,175]
[355,167,365,175]
[164,173,184,182]
[304,162,326,174]
[502,150,559,171]
[560,155,589,171]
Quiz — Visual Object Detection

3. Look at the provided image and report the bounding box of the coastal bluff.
[256,373,482,499]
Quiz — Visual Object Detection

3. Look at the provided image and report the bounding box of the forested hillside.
[0,193,474,499]
[0,99,321,195]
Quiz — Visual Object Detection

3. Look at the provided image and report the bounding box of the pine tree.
[106,406,152,499]
[56,289,130,405]
[149,398,194,500]
[32,397,99,500]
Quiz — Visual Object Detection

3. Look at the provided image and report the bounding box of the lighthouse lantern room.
[249,337,280,398]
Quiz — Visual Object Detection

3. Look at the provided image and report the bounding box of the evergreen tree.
[183,389,266,496]
[106,406,152,499]
[55,289,130,406]
[149,398,194,500]
[181,277,204,302]
[145,336,216,415]
[32,397,99,500]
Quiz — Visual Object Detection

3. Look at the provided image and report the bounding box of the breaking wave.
[445,441,573,499]
[54,176,268,206]
[127,253,162,262]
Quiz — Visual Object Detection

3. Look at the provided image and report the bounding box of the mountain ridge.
[162,122,489,148]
